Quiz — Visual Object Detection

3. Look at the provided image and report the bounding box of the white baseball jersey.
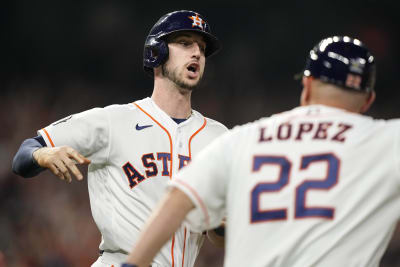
[171,104,400,267]
[38,97,228,267]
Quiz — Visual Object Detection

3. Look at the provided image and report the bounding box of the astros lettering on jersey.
[171,104,400,267]
[38,97,227,266]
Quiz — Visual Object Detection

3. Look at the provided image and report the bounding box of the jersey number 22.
[251,153,339,223]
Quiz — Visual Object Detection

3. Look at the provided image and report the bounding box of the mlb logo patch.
[188,14,206,30]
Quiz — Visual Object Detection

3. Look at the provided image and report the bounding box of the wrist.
[32,147,43,167]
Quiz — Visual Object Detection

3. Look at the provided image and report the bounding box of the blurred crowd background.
[2,1,400,266]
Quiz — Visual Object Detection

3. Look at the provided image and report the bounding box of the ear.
[300,76,312,106]
[360,91,376,113]
[153,65,162,77]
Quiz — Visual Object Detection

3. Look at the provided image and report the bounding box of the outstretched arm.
[13,135,90,182]
[124,187,195,267]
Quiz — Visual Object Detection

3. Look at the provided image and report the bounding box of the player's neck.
[152,82,192,119]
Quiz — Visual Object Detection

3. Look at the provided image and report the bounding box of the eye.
[199,45,206,54]
[179,40,191,46]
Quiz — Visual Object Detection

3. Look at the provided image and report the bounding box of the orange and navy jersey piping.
[133,102,207,267]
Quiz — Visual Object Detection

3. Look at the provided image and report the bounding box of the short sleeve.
[37,107,110,164]
[170,131,233,232]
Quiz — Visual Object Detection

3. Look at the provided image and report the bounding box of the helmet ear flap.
[143,38,169,76]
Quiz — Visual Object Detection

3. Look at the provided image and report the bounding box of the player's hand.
[33,146,91,183]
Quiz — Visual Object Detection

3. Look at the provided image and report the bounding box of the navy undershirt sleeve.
[172,118,187,124]
[12,135,47,178]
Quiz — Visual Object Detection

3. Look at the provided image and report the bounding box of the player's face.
[162,32,206,90]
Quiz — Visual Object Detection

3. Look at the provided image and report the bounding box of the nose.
[191,42,201,59]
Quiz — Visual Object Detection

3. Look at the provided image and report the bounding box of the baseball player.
[122,36,400,267]
[12,10,227,267]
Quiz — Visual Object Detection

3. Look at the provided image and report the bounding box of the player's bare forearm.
[33,146,90,182]
[125,187,195,267]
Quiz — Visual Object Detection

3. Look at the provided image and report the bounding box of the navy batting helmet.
[302,36,376,92]
[143,10,221,76]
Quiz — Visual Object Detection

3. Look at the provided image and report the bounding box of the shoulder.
[102,100,148,115]
[228,116,271,139]
[375,118,400,133]
[205,117,229,132]
[103,102,137,112]
[101,97,150,111]
[86,101,147,126]
[192,110,228,132]
[379,118,400,126]
[350,115,400,131]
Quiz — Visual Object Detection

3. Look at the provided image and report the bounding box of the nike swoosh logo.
[136,123,153,131]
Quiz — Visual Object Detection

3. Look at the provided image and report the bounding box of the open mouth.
[187,63,199,74]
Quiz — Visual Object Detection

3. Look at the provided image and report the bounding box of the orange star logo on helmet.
[188,14,205,30]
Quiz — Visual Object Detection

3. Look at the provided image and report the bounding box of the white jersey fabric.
[38,97,228,267]
[171,105,400,267]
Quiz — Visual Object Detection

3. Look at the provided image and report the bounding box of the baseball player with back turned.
[12,10,227,267]
[122,36,400,267]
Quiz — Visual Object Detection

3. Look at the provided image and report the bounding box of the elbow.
[12,158,23,177]
[12,137,45,178]
[12,153,28,178]
[12,152,40,178]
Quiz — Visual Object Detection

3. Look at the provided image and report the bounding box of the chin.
[162,64,203,90]
[175,77,199,90]
[186,79,200,87]
[181,82,198,91]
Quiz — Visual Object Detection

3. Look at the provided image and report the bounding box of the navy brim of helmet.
[159,28,221,58]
